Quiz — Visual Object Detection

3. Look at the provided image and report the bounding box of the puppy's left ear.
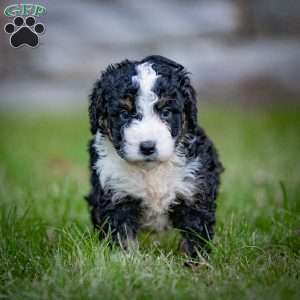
[181,76,198,132]
[88,78,107,135]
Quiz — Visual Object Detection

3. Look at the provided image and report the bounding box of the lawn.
[0,104,299,300]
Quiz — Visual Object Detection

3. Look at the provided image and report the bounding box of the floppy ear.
[181,76,198,132]
[88,79,107,135]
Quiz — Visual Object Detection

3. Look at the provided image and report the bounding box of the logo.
[3,4,46,48]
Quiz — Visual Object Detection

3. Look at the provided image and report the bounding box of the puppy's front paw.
[117,233,139,251]
[179,237,211,258]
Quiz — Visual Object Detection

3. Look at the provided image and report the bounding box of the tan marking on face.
[155,97,170,110]
[120,96,134,112]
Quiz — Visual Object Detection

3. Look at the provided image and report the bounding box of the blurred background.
[0,4,300,296]
[0,0,300,110]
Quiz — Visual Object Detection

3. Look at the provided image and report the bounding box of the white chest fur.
[94,133,201,231]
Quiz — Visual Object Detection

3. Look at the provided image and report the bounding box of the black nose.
[140,140,156,156]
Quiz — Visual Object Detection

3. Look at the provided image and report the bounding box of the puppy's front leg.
[91,197,142,250]
[169,199,216,257]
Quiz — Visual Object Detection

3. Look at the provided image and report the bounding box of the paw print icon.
[4,16,45,48]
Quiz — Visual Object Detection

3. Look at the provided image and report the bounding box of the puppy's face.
[89,56,197,164]
[109,62,185,163]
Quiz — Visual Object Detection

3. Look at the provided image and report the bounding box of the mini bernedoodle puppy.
[86,55,223,257]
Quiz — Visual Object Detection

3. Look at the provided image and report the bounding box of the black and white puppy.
[86,55,223,257]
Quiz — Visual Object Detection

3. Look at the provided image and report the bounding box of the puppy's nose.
[140,140,156,156]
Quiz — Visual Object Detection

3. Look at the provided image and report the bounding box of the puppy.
[86,55,223,257]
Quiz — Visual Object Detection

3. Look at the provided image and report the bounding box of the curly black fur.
[86,55,223,257]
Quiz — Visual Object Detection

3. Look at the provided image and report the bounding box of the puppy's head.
[89,55,197,164]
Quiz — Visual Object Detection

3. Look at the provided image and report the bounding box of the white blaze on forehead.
[132,62,160,114]
[125,62,174,162]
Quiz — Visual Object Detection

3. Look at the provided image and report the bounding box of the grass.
[0,103,299,300]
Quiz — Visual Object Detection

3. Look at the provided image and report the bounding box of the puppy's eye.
[120,110,130,121]
[160,108,172,119]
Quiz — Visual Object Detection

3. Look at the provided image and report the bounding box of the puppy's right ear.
[88,79,107,135]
